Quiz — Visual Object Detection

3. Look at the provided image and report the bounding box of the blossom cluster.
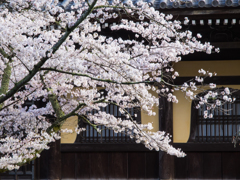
[179,70,235,118]
[88,111,185,156]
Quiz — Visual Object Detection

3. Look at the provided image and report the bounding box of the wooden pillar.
[36,140,61,180]
[159,96,174,180]
[48,140,61,180]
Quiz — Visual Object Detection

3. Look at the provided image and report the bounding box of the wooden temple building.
[1,0,240,179]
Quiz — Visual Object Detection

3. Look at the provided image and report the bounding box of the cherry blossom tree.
[0,0,234,171]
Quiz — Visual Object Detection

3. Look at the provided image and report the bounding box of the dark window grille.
[190,94,240,143]
[0,161,34,180]
[75,104,141,144]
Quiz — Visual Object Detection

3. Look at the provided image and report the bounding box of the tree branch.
[47,99,106,133]
[0,88,38,111]
[40,73,65,122]
[40,68,154,85]
[48,93,65,119]
[0,49,13,109]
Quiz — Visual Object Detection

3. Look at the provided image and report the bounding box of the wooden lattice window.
[189,89,240,143]
[75,104,141,144]
[0,161,34,180]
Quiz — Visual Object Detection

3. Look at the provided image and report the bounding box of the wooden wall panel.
[90,153,109,179]
[172,151,240,180]
[38,144,240,180]
[75,153,90,179]
[145,152,159,179]
[187,152,203,179]
[108,152,128,179]
[59,151,159,179]
[203,152,222,179]
[38,150,49,179]
[236,152,240,180]
[36,149,240,180]
[222,152,237,179]
[174,155,187,179]
[61,153,76,179]
[128,152,146,178]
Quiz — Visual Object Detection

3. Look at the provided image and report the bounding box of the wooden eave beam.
[173,143,240,151]
[61,143,154,152]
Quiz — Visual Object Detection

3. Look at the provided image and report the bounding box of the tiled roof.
[152,0,240,9]
[60,0,240,9]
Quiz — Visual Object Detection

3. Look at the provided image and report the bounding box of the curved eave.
[59,0,240,10]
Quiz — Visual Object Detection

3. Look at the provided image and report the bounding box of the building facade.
[1,1,240,180]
